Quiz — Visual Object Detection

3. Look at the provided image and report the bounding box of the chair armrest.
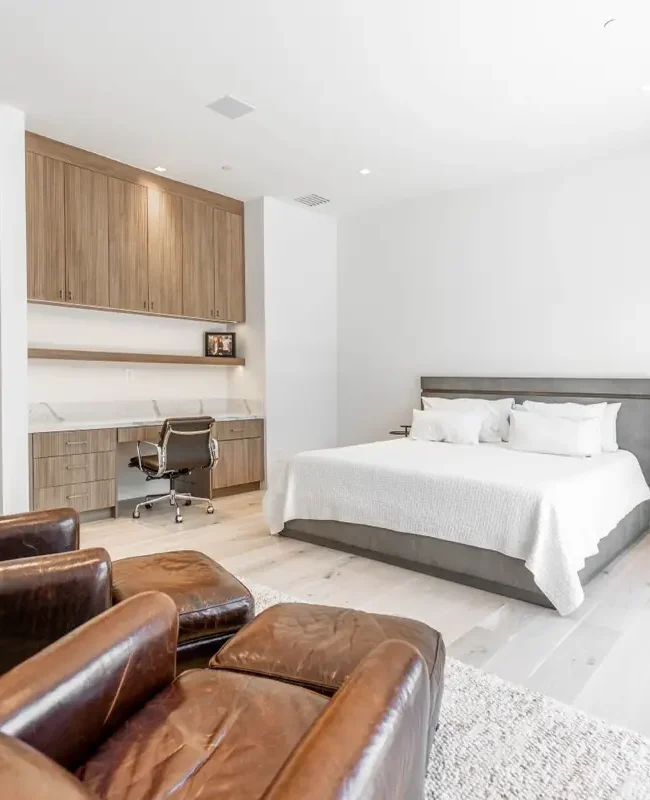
[0,591,178,771]
[135,440,162,472]
[0,508,79,562]
[263,640,430,800]
[0,548,112,675]
[0,732,92,799]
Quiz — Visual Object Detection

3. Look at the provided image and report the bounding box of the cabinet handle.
[65,464,88,469]
[67,290,72,301]
[150,301,154,311]
[143,301,147,309]
[65,441,87,446]
[229,428,244,433]
[66,493,89,500]
[58,289,63,299]
[210,309,214,317]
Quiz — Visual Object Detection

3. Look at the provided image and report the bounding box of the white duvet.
[265,439,650,615]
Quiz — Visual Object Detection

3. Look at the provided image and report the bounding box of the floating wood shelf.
[28,348,245,367]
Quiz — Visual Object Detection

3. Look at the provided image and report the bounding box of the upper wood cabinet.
[182,198,215,320]
[215,209,245,322]
[26,153,65,302]
[148,189,183,316]
[65,164,109,307]
[25,132,245,323]
[108,178,148,312]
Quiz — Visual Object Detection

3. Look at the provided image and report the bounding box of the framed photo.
[205,332,236,358]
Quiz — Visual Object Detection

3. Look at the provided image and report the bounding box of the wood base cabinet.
[213,437,264,489]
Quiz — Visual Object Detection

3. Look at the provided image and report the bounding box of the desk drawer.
[214,419,263,441]
[33,452,116,489]
[33,479,115,512]
[32,429,116,458]
[117,426,162,444]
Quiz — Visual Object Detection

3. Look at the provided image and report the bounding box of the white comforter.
[265,439,650,615]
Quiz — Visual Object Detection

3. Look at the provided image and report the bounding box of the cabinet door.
[214,209,245,322]
[108,178,148,311]
[213,437,263,488]
[148,189,183,316]
[182,197,214,319]
[64,165,109,306]
[26,152,65,302]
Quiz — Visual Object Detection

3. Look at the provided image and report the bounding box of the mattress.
[265,439,650,615]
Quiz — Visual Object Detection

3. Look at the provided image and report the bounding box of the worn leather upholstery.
[112,550,254,648]
[263,640,429,800]
[212,602,445,745]
[0,508,79,562]
[0,732,93,800]
[0,547,112,674]
[0,592,178,771]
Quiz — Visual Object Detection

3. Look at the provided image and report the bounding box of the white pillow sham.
[521,400,620,452]
[508,409,602,457]
[410,408,485,445]
[421,396,514,442]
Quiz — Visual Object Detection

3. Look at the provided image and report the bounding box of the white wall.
[338,145,650,445]
[28,304,233,402]
[0,105,29,513]
[262,198,337,475]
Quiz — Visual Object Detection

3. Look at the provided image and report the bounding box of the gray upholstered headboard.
[420,377,650,483]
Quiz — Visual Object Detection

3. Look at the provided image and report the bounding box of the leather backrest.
[0,592,178,771]
[0,732,92,799]
[159,416,215,472]
[0,508,79,562]
[0,548,112,675]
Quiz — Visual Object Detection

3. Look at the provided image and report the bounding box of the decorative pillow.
[410,409,486,445]
[521,400,619,452]
[421,397,514,442]
[508,409,602,457]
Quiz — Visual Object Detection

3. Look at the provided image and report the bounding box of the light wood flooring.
[83,490,650,737]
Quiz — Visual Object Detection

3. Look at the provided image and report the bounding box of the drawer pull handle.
[229,428,245,433]
[66,493,88,500]
[65,464,88,470]
[66,441,87,446]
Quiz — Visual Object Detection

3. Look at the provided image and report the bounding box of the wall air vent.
[207,95,256,119]
[294,194,330,207]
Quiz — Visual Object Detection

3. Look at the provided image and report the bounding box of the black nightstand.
[389,425,411,437]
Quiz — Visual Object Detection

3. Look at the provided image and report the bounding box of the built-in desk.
[28,399,264,517]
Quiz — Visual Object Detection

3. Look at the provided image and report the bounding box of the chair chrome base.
[132,489,214,523]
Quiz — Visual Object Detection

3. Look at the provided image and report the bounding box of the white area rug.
[249,583,650,800]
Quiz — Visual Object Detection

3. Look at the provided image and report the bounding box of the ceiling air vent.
[294,194,330,208]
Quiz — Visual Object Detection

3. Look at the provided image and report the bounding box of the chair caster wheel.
[144,503,153,510]
[132,510,140,519]
[184,499,192,506]
[175,515,183,524]
[207,505,214,514]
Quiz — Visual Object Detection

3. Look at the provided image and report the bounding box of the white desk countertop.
[29,399,263,434]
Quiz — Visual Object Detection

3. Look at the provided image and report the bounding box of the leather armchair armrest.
[263,640,431,800]
[0,548,113,675]
[0,591,178,772]
[0,508,79,562]
[0,732,92,799]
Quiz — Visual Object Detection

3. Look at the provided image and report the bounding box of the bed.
[268,377,650,614]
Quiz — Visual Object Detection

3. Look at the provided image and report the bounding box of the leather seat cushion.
[128,454,159,472]
[211,602,445,733]
[76,668,328,800]
[112,551,254,644]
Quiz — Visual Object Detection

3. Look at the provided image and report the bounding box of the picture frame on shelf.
[204,332,236,358]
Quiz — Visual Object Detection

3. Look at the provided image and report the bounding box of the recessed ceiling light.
[153,166,167,173]
[642,85,650,94]
[603,18,616,28]
[358,168,371,176]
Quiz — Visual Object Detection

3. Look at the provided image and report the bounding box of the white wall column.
[0,105,29,513]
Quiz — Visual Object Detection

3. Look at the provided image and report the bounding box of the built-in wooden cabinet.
[182,198,215,320]
[25,133,246,323]
[108,177,148,312]
[64,164,109,307]
[26,152,65,302]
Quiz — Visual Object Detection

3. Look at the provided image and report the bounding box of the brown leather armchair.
[0,593,430,799]
[0,507,78,561]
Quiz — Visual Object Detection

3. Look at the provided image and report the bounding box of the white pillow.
[421,397,514,442]
[521,400,619,452]
[410,408,485,445]
[508,409,602,457]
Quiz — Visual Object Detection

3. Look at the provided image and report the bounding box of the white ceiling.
[1,0,650,215]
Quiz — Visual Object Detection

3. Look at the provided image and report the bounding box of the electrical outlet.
[125,369,134,381]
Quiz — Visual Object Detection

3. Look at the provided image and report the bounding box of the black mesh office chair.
[129,416,218,523]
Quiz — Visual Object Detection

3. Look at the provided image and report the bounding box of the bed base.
[281,501,650,610]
